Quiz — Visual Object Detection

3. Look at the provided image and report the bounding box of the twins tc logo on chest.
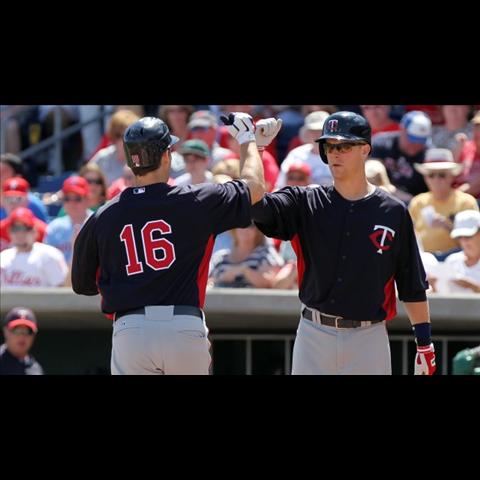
[369,225,396,254]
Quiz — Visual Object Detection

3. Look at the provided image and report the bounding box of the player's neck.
[334,177,375,201]
[135,170,169,187]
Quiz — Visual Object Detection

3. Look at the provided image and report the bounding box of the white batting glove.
[414,343,436,375]
[255,118,283,149]
[220,112,256,145]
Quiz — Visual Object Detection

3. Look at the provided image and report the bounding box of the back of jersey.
[72,180,251,314]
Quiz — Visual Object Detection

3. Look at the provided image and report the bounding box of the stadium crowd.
[1,104,479,295]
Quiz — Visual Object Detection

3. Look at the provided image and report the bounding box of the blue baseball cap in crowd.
[401,111,432,144]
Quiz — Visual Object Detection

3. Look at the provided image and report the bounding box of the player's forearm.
[240,142,265,205]
[403,300,431,326]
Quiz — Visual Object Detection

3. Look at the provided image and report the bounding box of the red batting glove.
[414,343,436,375]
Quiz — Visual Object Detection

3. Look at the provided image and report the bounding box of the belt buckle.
[321,311,344,329]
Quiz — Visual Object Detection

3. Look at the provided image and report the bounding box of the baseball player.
[252,111,436,375]
[71,113,282,375]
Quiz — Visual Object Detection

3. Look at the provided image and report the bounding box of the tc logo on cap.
[327,119,339,132]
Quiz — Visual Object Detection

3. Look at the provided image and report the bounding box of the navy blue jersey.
[0,344,43,375]
[71,180,251,314]
[252,185,428,321]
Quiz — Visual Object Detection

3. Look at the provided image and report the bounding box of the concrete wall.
[2,287,479,332]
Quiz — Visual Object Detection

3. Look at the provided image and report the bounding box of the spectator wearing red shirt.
[360,105,401,137]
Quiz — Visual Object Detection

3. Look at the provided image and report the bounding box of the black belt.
[302,308,382,329]
[115,306,203,321]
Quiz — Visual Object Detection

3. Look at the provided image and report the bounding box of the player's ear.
[362,143,371,159]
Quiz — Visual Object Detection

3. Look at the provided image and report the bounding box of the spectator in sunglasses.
[44,176,93,264]
[0,207,68,287]
[409,148,479,259]
[0,178,48,251]
[55,164,108,217]
[0,307,43,375]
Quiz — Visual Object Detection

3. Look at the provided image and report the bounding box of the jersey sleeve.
[191,180,252,234]
[71,213,100,295]
[395,208,428,302]
[251,187,302,241]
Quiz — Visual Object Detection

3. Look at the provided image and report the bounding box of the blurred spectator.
[364,159,410,201]
[360,105,400,137]
[174,140,213,187]
[88,109,140,186]
[0,207,68,287]
[0,307,43,375]
[0,154,48,222]
[409,148,478,259]
[443,210,480,293]
[158,105,195,149]
[405,105,443,125]
[432,105,473,158]
[275,111,332,190]
[56,164,108,216]
[209,223,284,288]
[274,106,305,163]
[452,345,480,375]
[187,110,233,168]
[454,111,480,199]
[0,205,47,252]
[285,162,313,187]
[107,164,136,200]
[372,110,433,200]
[85,105,142,161]
[271,260,298,290]
[287,106,338,152]
[44,176,92,264]
[212,157,240,180]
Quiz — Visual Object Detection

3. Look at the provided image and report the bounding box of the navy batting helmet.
[316,111,371,164]
[123,117,179,170]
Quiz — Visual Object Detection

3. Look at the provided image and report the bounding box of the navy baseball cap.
[3,307,38,333]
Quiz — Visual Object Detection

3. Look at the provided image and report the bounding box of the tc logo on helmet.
[327,119,339,132]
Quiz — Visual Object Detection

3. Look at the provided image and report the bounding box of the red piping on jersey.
[197,234,216,309]
[291,234,305,289]
[382,275,397,321]
[96,266,114,321]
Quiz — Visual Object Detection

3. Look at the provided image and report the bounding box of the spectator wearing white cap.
[275,111,333,190]
[371,110,433,199]
[443,210,480,293]
[409,148,479,259]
